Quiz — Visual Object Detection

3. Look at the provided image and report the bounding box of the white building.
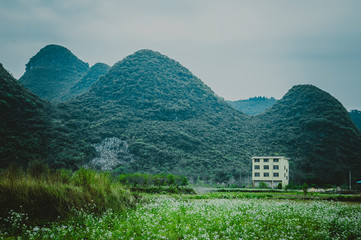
[252,156,289,188]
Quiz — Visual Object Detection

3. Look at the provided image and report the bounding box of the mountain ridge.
[1,47,361,186]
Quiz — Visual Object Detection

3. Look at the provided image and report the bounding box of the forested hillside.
[62,62,110,101]
[227,97,277,115]
[61,50,251,183]
[251,85,361,185]
[0,64,49,166]
[1,47,361,186]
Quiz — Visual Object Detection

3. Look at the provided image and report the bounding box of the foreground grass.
[10,197,361,239]
[0,164,137,236]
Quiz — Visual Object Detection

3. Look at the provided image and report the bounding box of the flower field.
[11,197,361,239]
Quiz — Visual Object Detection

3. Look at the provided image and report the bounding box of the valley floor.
[5,195,361,240]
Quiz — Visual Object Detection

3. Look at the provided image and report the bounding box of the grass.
[0,163,137,235]
[10,196,361,239]
[1,164,361,239]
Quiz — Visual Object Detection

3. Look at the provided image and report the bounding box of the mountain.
[227,97,277,115]
[350,110,361,130]
[19,44,89,102]
[2,46,361,186]
[60,49,250,183]
[0,64,49,166]
[61,63,110,101]
[251,85,361,185]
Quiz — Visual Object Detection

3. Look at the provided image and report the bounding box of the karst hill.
[1,45,361,185]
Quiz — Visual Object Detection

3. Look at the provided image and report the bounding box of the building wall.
[252,156,289,188]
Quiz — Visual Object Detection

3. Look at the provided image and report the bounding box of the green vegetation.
[119,173,188,187]
[0,63,50,167]
[63,62,110,101]
[19,44,89,102]
[0,163,137,231]
[227,96,277,115]
[4,196,361,239]
[2,47,361,186]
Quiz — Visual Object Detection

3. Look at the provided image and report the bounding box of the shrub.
[258,182,269,189]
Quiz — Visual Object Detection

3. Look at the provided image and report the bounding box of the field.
[6,196,361,239]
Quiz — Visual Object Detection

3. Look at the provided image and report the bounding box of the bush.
[258,182,269,189]
[119,173,189,187]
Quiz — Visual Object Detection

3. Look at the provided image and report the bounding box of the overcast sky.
[1,0,361,110]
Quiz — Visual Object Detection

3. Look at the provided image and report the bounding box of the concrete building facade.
[252,156,289,188]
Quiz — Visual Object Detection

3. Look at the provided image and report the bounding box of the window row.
[254,165,279,170]
[254,172,280,177]
[254,158,279,163]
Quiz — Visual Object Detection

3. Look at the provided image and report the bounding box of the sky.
[1,0,361,110]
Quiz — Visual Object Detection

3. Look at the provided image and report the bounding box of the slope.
[252,85,361,185]
[61,63,110,101]
[0,64,49,166]
[19,44,89,102]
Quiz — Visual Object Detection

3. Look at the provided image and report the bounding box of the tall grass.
[0,162,137,232]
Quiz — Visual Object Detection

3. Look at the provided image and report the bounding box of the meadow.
[1,164,361,239]
[4,196,361,239]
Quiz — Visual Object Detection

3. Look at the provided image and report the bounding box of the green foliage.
[277,182,283,189]
[302,182,309,195]
[258,182,269,189]
[118,173,188,187]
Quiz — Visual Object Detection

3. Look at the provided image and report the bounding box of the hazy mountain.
[19,44,89,102]
[61,63,110,101]
[227,97,277,115]
[252,85,361,185]
[350,110,361,130]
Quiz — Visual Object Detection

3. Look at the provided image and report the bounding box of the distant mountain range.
[227,97,277,115]
[1,45,361,186]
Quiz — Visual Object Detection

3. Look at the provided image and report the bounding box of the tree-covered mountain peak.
[88,49,231,118]
[19,44,90,102]
[25,44,89,72]
[272,84,351,122]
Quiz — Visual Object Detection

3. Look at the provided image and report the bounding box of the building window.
[255,172,260,177]
[273,173,279,177]
[254,159,260,162]
[273,165,279,170]
[273,159,279,162]
[284,173,286,177]
[264,165,269,170]
[264,173,269,177]
[254,165,260,169]
[263,159,269,162]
